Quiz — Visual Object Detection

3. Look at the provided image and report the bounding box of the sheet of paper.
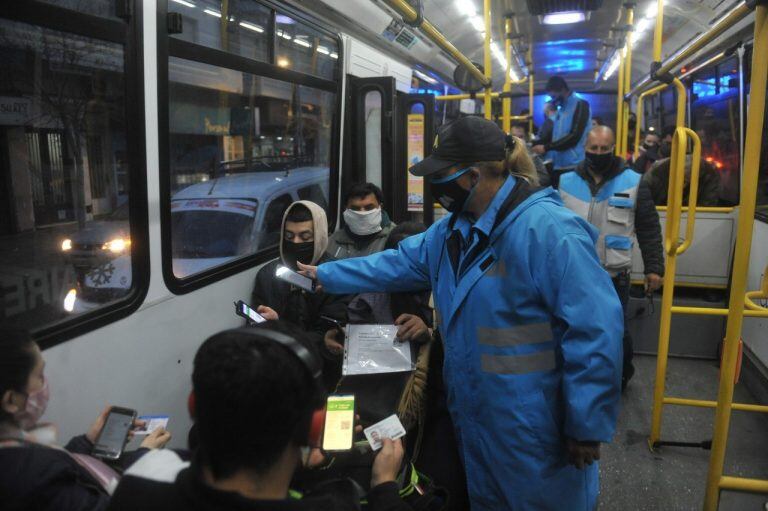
[135,415,169,435]
[364,414,406,451]
[343,324,413,376]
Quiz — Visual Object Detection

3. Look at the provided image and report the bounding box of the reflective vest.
[559,168,641,276]
[549,92,590,170]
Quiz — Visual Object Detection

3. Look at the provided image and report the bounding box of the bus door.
[343,76,396,215]
[396,93,435,225]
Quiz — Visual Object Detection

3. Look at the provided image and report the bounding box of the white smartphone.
[275,265,316,293]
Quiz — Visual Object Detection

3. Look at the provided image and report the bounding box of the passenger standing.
[299,116,623,511]
[250,201,347,389]
[642,141,721,206]
[558,126,664,390]
[327,183,395,259]
[532,76,591,187]
[633,130,662,174]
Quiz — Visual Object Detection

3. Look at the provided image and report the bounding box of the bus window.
[0,8,144,339]
[364,91,383,188]
[169,0,270,63]
[276,15,339,80]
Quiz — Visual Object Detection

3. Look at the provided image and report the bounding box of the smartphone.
[322,394,355,452]
[234,300,267,324]
[276,265,316,293]
[92,406,136,460]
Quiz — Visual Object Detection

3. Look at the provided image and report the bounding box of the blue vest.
[550,93,591,170]
[559,167,641,276]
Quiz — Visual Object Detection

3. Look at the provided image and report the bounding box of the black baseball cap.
[409,116,506,177]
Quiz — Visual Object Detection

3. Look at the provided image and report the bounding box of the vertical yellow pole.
[704,6,768,509]
[634,93,644,161]
[502,18,512,132]
[615,48,626,156]
[653,0,664,62]
[528,47,534,136]
[483,0,492,120]
[621,6,634,157]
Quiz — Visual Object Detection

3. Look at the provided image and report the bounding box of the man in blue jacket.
[300,116,623,511]
[532,76,591,187]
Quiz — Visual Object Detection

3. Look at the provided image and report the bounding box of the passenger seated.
[327,182,396,259]
[107,323,410,511]
[642,141,721,206]
[510,122,551,187]
[251,201,347,388]
[0,329,170,511]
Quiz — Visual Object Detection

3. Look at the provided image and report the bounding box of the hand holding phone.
[91,406,136,460]
[234,300,267,324]
[276,265,316,293]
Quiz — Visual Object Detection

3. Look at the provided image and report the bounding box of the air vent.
[526,0,603,15]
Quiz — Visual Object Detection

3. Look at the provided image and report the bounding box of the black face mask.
[585,151,613,175]
[282,241,314,270]
[430,167,474,213]
[659,141,672,158]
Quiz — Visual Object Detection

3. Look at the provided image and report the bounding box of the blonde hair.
[475,135,539,185]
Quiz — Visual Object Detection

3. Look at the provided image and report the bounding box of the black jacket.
[574,157,665,276]
[642,156,720,207]
[107,451,411,511]
[0,435,147,511]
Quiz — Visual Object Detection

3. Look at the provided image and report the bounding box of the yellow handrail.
[676,127,701,255]
[381,0,490,88]
[483,0,492,120]
[502,17,513,133]
[704,4,768,508]
[621,5,635,157]
[634,84,668,161]
[615,48,626,156]
[655,206,735,213]
[528,48,534,136]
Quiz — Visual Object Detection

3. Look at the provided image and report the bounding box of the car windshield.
[171,209,256,258]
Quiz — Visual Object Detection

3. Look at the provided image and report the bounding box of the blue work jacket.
[318,177,623,510]
[550,92,591,170]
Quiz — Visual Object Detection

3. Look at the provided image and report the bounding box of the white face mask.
[343,208,382,236]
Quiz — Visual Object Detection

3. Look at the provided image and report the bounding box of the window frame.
[158,0,342,294]
[0,1,149,349]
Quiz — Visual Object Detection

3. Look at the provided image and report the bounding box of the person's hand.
[303,416,363,469]
[297,262,323,291]
[532,144,546,155]
[566,438,600,469]
[140,428,171,449]
[324,328,344,354]
[86,406,111,443]
[371,438,405,487]
[256,305,279,321]
[394,314,430,342]
[645,273,663,293]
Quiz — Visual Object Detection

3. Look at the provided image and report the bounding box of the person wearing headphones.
[107,322,410,511]
[299,116,623,511]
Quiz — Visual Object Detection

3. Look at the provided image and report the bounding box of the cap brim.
[409,155,457,177]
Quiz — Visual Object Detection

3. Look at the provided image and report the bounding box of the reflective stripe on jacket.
[559,168,641,276]
[317,177,623,511]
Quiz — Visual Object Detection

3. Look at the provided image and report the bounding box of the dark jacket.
[642,155,720,207]
[0,435,147,511]
[574,157,665,276]
[108,450,411,511]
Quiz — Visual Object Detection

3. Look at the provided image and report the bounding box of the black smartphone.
[322,394,355,452]
[92,406,136,460]
[234,300,267,324]
[275,265,316,293]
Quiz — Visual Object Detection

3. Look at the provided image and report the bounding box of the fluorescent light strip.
[469,16,485,32]
[294,38,311,48]
[330,52,338,59]
[203,8,221,17]
[414,69,437,84]
[277,30,292,40]
[239,21,264,33]
[171,0,195,7]
[542,11,586,25]
[455,0,476,17]
[317,46,330,55]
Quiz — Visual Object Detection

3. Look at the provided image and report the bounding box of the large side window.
[0,2,146,344]
[163,0,340,290]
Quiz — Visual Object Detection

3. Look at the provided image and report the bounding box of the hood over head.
[279,200,328,266]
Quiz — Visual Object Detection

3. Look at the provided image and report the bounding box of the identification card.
[363,414,406,451]
[135,415,169,435]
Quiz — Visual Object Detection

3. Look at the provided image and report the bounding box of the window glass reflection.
[0,20,132,329]
[168,57,335,279]
[276,14,338,79]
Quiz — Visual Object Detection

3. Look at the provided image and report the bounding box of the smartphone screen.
[92,407,135,459]
[234,300,266,324]
[275,265,315,293]
[322,395,355,451]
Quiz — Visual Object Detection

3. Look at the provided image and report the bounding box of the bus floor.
[600,354,768,510]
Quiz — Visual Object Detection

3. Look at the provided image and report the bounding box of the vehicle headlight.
[102,238,131,253]
[63,288,77,312]
[61,239,72,251]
